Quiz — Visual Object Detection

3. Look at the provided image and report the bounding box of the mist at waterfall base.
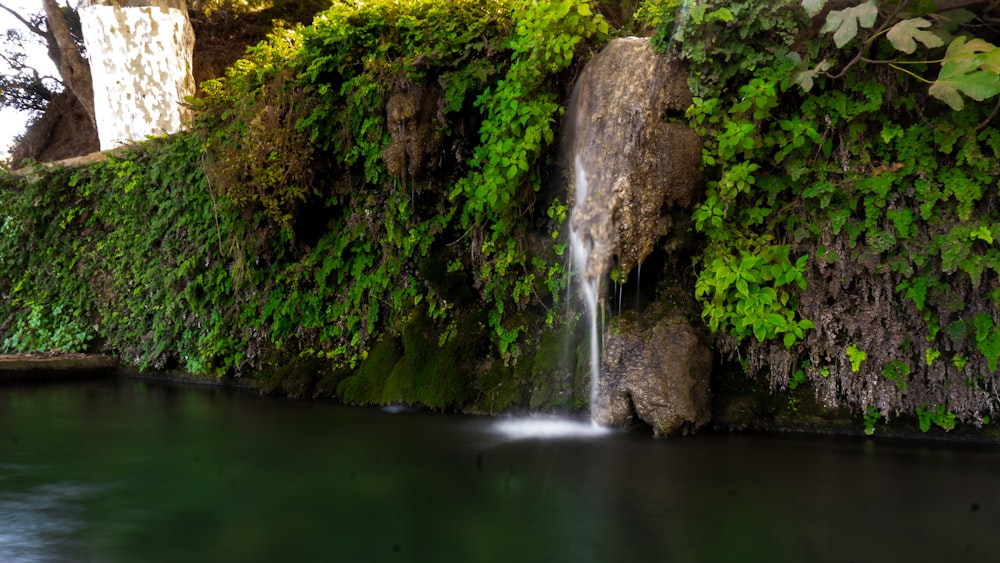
[1,379,997,562]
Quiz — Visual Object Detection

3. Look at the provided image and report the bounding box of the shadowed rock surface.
[595,305,712,435]
[566,36,702,282]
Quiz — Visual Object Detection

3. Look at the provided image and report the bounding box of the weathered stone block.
[595,306,713,435]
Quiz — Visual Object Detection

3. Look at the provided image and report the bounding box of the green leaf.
[753,323,766,342]
[711,8,734,23]
[783,332,797,349]
[925,348,941,366]
[928,36,1000,110]
[846,344,868,372]
[767,313,787,328]
[735,277,749,297]
[977,326,1000,371]
[886,18,944,54]
[981,45,1000,74]
[802,0,827,18]
[970,224,994,244]
[792,59,830,92]
[820,0,878,48]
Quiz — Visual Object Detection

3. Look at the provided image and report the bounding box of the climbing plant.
[640,0,1000,431]
[0,0,609,416]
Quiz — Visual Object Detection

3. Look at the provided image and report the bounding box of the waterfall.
[561,35,705,431]
[569,155,606,419]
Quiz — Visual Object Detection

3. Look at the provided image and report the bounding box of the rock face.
[564,37,709,433]
[566,36,702,281]
[383,83,443,182]
[78,0,196,150]
[595,307,713,435]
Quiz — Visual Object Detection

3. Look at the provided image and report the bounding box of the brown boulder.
[594,306,712,435]
[566,36,702,280]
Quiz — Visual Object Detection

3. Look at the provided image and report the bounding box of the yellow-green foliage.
[199,29,313,228]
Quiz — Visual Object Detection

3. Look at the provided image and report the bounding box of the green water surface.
[1,379,997,563]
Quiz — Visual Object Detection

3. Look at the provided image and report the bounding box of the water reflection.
[0,379,998,562]
[0,479,96,563]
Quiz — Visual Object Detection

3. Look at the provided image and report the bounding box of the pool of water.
[1,378,997,562]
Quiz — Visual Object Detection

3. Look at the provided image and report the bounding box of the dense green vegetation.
[1,0,608,411]
[641,0,1000,431]
[3,0,1000,434]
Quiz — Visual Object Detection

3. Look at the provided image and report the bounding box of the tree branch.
[976,95,1000,131]
[41,0,95,128]
[0,3,46,37]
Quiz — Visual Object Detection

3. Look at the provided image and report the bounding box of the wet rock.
[712,395,762,432]
[566,36,702,280]
[383,83,443,181]
[594,306,712,435]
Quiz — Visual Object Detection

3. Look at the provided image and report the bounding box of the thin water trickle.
[617,281,622,316]
[636,261,641,308]
[569,155,604,418]
[564,250,574,319]
[663,0,695,53]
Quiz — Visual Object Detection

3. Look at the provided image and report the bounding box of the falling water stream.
[569,155,607,420]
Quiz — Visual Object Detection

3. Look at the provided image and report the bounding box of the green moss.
[335,335,402,405]
[476,358,527,413]
[254,353,329,398]
[312,365,351,398]
[526,320,583,411]
[381,309,479,409]
[332,307,487,409]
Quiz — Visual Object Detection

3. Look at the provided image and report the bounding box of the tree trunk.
[76,0,196,151]
[41,0,96,129]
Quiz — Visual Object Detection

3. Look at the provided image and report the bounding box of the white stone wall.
[79,2,195,151]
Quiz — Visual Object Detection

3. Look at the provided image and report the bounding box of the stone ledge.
[0,353,120,380]
[9,146,132,177]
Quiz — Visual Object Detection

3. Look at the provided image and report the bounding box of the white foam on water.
[491,416,611,440]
